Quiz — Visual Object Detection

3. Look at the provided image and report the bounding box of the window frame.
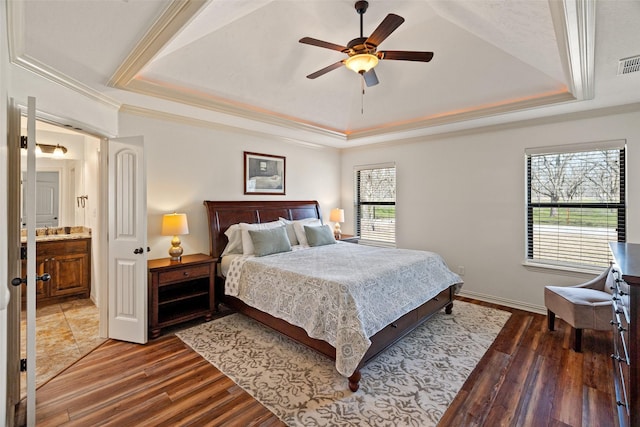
[354,162,396,247]
[525,140,626,270]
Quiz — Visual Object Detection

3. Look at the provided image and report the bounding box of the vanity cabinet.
[21,238,91,305]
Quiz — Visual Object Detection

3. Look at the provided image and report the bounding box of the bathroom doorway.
[18,117,104,397]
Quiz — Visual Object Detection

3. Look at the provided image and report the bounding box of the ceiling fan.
[299,0,434,87]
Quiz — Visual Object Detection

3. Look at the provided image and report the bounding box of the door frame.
[6,107,111,425]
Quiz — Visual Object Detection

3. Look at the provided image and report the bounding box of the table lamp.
[329,208,344,239]
[162,213,189,261]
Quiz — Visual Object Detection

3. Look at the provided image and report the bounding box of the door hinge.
[20,358,27,372]
[20,135,28,149]
[20,246,27,260]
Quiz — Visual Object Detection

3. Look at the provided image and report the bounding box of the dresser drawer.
[157,264,211,285]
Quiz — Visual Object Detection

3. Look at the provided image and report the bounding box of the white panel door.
[107,136,147,344]
[22,171,59,227]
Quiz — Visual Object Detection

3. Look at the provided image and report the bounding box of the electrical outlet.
[458,265,465,276]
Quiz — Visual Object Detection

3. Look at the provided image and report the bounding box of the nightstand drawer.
[158,264,211,285]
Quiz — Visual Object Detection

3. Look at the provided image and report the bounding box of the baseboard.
[457,290,547,315]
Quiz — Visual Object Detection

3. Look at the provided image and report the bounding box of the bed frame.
[204,200,455,391]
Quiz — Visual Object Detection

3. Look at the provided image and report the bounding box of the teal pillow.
[248,226,292,257]
[304,225,336,247]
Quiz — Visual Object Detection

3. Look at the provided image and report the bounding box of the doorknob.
[11,273,51,286]
[133,247,144,254]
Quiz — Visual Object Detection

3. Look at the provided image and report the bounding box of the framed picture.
[244,151,286,195]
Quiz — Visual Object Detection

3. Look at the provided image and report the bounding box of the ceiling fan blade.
[299,37,348,52]
[362,69,379,87]
[366,13,405,47]
[378,50,434,62]
[306,61,345,79]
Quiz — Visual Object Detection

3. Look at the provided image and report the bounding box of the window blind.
[354,164,396,246]
[526,144,626,268]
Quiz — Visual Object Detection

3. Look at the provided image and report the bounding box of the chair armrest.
[573,266,612,291]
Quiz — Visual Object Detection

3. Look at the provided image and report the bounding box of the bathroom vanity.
[21,228,91,305]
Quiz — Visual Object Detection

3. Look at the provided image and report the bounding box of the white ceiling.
[8,0,640,147]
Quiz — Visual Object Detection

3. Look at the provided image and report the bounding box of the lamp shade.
[162,213,189,236]
[329,208,345,223]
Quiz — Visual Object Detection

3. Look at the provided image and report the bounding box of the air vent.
[618,55,640,75]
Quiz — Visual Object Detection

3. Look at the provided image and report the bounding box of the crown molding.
[6,0,121,110]
[12,54,122,109]
[346,91,575,141]
[123,77,348,139]
[551,0,596,100]
[342,102,640,152]
[108,0,209,88]
[119,104,331,150]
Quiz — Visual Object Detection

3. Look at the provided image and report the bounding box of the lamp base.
[169,236,183,261]
[333,223,342,240]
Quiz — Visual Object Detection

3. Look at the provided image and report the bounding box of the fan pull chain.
[361,77,365,114]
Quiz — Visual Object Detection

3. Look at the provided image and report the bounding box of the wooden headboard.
[203,200,322,259]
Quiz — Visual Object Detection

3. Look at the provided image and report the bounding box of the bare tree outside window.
[527,147,625,268]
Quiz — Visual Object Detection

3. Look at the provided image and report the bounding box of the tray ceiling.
[8,0,640,146]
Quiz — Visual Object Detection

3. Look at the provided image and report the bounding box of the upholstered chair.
[544,266,613,352]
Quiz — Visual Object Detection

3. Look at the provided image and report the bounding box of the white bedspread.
[224,242,463,376]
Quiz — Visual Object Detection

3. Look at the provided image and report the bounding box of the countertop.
[21,227,91,243]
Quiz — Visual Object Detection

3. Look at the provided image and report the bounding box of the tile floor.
[20,298,104,396]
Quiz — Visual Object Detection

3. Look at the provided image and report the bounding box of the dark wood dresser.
[609,242,639,427]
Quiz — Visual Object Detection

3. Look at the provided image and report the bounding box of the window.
[526,141,625,268]
[354,163,396,246]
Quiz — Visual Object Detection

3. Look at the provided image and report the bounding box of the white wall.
[341,108,640,313]
[118,112,342,261]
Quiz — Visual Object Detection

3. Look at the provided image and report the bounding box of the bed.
[204,200,463,391]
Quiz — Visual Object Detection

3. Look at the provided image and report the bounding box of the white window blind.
[354,164,396,246]
[526,142,626,268]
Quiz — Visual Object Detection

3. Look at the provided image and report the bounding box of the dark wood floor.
[19,298,617,426]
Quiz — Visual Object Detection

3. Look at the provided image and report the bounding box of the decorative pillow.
[240,220,285,255]
[304,224,336,247]
[293,218,322,246]
[221,224,243,257]
[248,226,292,257]
[278,217,300,245]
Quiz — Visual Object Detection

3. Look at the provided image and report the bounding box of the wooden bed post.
[348,371,361,392]
[445,302,453,314]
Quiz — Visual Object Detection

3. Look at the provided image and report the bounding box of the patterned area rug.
[177,301,510,426]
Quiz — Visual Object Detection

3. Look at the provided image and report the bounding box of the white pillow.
[293,218,322,246]
[240,220,285,255]
[278,217,299,245]
[221,224,243,257]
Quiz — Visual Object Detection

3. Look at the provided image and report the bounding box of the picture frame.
[244,151,286,195]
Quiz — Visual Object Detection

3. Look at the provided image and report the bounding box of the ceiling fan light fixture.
[345,53,379,74]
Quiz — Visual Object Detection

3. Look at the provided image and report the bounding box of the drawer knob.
[183,272,189,276]
[390,323,398,328]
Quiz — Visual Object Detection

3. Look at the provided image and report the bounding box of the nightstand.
[338,234,360,244]
[148,253,216,338]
